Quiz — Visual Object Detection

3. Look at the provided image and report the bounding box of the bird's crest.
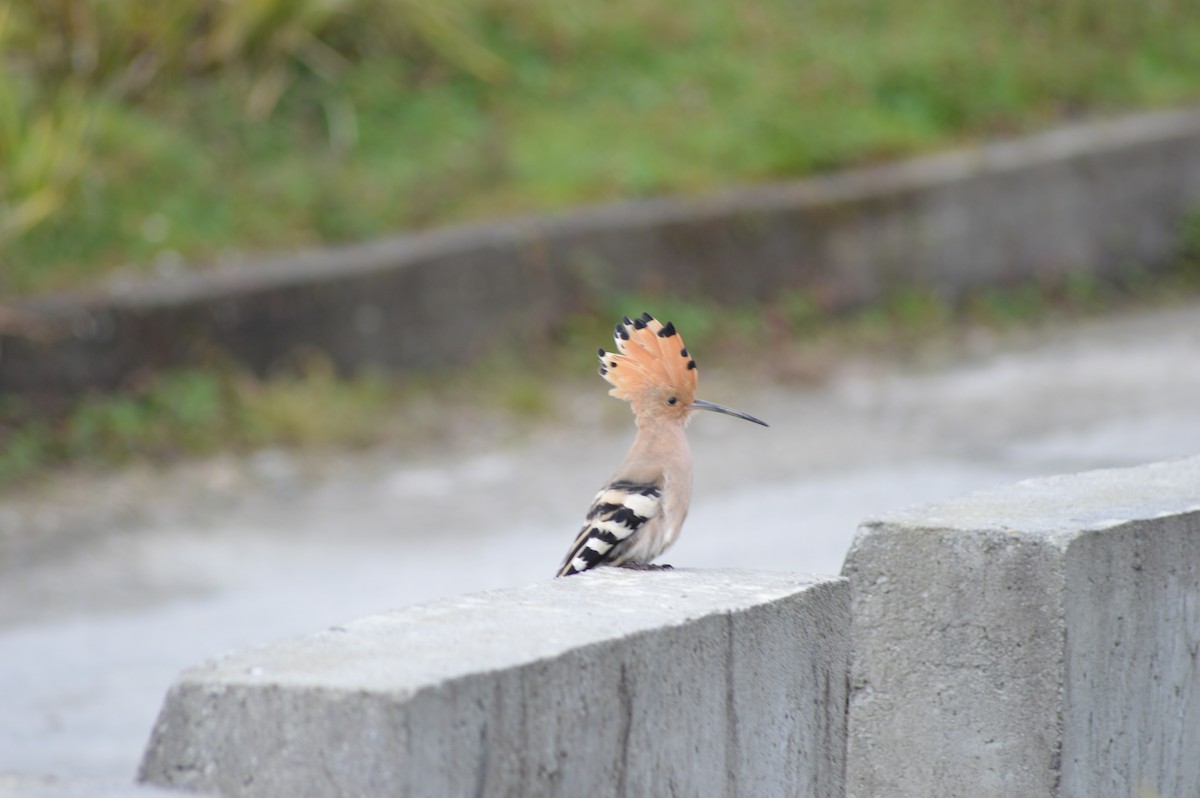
[598,312,697,407]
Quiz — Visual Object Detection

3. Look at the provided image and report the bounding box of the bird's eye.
[667,396,678,405]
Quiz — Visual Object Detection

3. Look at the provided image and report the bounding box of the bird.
[556,312,768,577]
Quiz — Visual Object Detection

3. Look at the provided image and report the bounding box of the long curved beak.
[692,398,769,427]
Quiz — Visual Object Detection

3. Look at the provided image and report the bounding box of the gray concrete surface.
[842,457,1200,798]
[4,106,1200,398]
[2,299,1200,792]
[137,569,848,798]
[0,775,202,798]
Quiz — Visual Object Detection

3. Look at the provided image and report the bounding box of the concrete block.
[842,456,1200,798]
[138,569,849,798]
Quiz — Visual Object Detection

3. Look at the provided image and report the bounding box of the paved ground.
[2,299,1199,791]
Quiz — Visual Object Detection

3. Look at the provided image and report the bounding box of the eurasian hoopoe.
[556,312,768,577]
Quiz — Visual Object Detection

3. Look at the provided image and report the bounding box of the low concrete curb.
[841,455,1200,798]
[5,107,1200,399]
[138,569,849,798]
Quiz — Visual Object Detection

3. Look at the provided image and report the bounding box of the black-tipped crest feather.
[598,312,698,406]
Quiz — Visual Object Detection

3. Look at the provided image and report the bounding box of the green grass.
[0,360,391,484]
[5,0,1200,490]
[5,0,1200,294]
[5,260,1199,492]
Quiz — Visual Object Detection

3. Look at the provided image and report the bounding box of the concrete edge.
[137,568,851,797]
[840,455,1200,798]
[22,106,1200,312]
[845,454,1200,553]
[4,105,1200,397]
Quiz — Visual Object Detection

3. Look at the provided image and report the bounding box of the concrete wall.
[842,455,1200,798]
[138,569,850,798]
[6,107,1200,399]
[134,457,1199,797]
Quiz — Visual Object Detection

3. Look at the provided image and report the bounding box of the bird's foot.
[618,562,673,571]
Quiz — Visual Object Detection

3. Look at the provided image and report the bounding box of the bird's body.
[556,313,766,577]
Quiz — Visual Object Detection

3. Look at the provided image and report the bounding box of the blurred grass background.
[4,0,1200,296]
[4,261,1200,488]
[4,0,1200,488]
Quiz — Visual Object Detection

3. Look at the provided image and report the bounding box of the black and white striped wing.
[556,480,662,577]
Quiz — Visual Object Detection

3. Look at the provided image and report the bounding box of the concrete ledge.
[6,107,1200,398]
[138,569,849,798]
[841,455,1200,798]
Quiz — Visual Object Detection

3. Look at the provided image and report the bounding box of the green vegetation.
[5,1,1200,490]
[0,361,386,484]
[5,263,1198,491]
[0,337,614,488]
[5,0,1200,295]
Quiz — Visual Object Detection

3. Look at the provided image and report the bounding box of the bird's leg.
[618,562,674,571]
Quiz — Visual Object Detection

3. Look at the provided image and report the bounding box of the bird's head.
[598,312,768,428]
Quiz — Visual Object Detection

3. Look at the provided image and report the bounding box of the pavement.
[1,298,1199,791]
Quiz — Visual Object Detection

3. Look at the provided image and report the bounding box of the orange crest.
[597,312,697,409]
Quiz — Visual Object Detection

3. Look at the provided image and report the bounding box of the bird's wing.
[556,479,663,577]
